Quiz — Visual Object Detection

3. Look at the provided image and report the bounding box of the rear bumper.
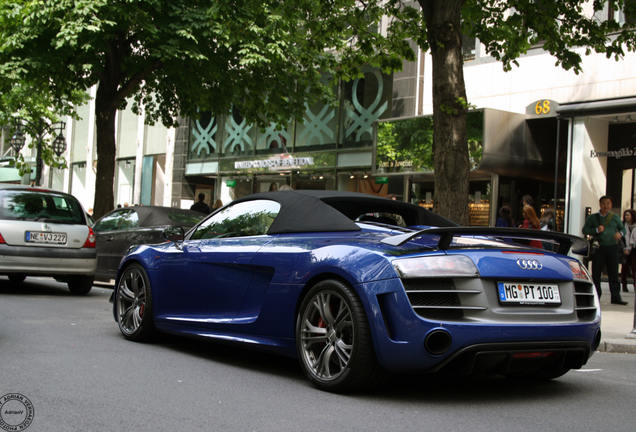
[0,244,96,276]
[359,278,602,374]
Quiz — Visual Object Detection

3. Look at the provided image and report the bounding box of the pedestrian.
[496,206,515,227]
[582,195,628,304]
[621,209,636,293]
[540,208,557,250]
[212,199,223,211]
[540,208,556,231]
[519,205,543,249]
[190,192,211,214]
[522,195,533,207]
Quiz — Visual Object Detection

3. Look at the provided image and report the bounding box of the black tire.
[8,274,26,284]
[296,279,388,392]
[67,275,94,295]
[115,263,156,342]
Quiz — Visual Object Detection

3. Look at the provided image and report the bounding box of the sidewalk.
[597,281,636,354]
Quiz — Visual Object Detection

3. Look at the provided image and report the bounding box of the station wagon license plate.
[26,231,67,245]
[497,282,561,305]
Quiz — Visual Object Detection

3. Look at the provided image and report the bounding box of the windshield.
[0,189,86,224]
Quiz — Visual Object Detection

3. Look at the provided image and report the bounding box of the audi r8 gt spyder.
[110,190,599,392]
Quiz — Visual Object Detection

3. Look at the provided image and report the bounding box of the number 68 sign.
[526,99,559,118]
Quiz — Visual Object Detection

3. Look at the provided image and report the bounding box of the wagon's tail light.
[393,255,479,278]
[83,227,96,248]
[569,260,592,282]
[0,232,5,244]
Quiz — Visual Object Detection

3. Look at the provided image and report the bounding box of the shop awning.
[556,96,636,118]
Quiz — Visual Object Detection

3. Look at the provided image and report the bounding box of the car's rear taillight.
[0,232,5,244]
[83,227,96,248]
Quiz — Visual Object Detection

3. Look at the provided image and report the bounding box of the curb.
[596,339,636,354]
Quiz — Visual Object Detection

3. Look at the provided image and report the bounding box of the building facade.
[2,4,635,238]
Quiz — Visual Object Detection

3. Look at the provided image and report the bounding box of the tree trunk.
[420,0,470,226]
[93,83,118,219]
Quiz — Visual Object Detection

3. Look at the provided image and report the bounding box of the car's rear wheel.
[8,274,26,284]
[296,279,388,392]
[67,275,94,295]
[116,263,156,342]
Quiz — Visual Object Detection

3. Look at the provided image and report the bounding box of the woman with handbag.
[621,209,636,293]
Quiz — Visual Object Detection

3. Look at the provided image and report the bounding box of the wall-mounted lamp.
[627,115,633,122]
[613,116,619,123]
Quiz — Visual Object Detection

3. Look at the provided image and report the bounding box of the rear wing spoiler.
[380,227,589,257]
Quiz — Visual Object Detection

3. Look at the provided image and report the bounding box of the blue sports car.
[111,190,599,392]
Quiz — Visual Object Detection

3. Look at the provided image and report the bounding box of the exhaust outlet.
[424,329,452,356]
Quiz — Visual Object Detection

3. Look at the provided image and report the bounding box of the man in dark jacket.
[582,195,627,304]
[190,193,211,214]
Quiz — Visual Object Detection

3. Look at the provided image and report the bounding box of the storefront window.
[410,181,434,208]
[220,177,253,204]
[255,122,294,155]
[296,77,338,152]
[141,154,166,206]
[189,111,219,161]
[293,171,335,191]
[337,172,391,197]
[115,159,135,207]
[221,106,255,157]
[340,67,392,150]
[468,181,490,227]
[254,175,290,193]
[376,111,483,174]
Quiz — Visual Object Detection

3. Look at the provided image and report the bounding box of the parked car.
[93,205,205,282]
[0,184,96,294]
[110,190,599,392]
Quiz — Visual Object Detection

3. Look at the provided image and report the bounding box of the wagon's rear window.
[0,189,86,224]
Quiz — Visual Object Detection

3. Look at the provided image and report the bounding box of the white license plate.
[26,231,67,245]
[497,282,561,305]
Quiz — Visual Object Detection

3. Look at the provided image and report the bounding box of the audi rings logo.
[517,259,543,270]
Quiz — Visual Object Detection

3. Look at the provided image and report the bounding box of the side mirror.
[163,226,185,243]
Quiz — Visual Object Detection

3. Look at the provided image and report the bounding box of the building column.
[565,117,609,237]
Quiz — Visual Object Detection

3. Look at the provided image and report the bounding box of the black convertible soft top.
[231,190,458,234]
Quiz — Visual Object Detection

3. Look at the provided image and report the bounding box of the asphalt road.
[1,277,636,432]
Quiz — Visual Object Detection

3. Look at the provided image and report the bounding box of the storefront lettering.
[234,157,314,169]
[379,160,414,168]
[590,147,634,159]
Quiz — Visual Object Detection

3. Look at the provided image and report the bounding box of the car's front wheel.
[67,275,94,295]
[115,263,156,342]
[296,279,387,392]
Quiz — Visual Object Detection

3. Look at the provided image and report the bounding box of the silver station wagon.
[0,185,96,294]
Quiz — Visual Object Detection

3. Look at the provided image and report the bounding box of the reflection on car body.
[110,190,599,392]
